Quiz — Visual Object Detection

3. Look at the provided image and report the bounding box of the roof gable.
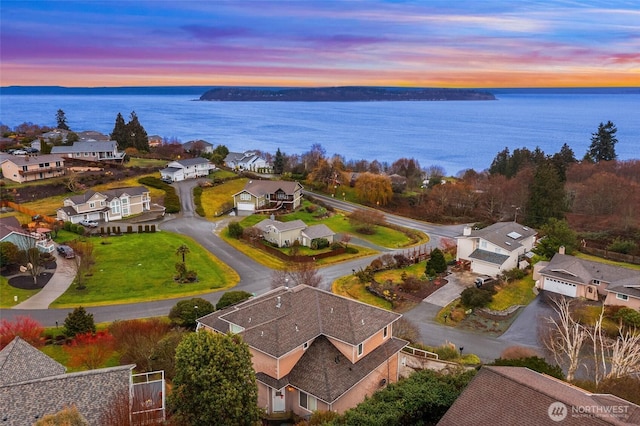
[540,254,640,288]
[236,180,303,197]
[0,337,66,386]
[199,286,401,357]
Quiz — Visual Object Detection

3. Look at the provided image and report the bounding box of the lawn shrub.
[460,286,494,309]
[607,238,638,255]
[612,307,640,327]
[127,225,133,234]
[216,290,253,310]
[227,222,243,239]
[150,224,156,232]
[193,186,205,217]
[169,298,215,330]
[310,238,329,250]
[138,225,143,233]
[490,356,564,379]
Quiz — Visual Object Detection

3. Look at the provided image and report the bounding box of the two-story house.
[233,180,304,215]
[0,154,65,183]
[56,186,151,224]
[159,157,214,182]
[456,221,537,277]
[51,141,125,163]
[536,252,640,310]
[224,151,270,172]
[197,285,407,418]
[182,139,214,154]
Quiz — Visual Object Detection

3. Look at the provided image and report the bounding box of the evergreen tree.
[525,161,566,227]
[426,248,447,275]
[550,143,576,181]
[170,331,260,426]
[532,218,578,259]
[168,298,214,330]
[55,109,70,130]
[587,121,618,162]
[126,111,149,151]
[110,113,128,150]
[63,306,96,337]
[273,148,285,174]
[489,147,510,176]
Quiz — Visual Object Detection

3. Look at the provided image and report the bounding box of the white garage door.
[543,277,578,298]
[471,261,499,277]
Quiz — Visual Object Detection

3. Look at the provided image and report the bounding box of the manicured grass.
[211,169,238,180]
[0,275,40,308]
[332,276,392,310]
[51,232,239,307]
[22,193,73,217]
[239,201,425,249]
[220,231,287,270]
[92,173,165,200]
[374,261,426,283]
[575,252,640,271]
[125,157,167,168]
[486,276,537,311]
[200,178,248,217]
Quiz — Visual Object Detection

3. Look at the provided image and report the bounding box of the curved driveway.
[0,182,542,362]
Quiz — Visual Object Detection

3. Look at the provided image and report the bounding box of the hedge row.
[63,221,87,235]
[193,186,205,217]
[138,176,180,213]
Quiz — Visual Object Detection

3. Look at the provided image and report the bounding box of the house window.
[110,200,121,214]
[84,152,89,157]
[383,326,388,339]
[89,202,95,208]
[100,201,105,206]
[22,166,28,171]
[75,153,81,157]
[240,193,251,201]
[357,343,363,357]
[592,280,600,285]
[481,241,487,248]
[299,391,317,411]
[616,293,629,301]
[303,341,309,350]
[56,161,61,167]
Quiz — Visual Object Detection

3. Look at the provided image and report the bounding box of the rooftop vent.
[361,319,365,325]
[276,296,281,308]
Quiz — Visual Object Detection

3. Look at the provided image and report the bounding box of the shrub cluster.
[460,284,496,309]
[138,176,180,213]
[63,221,86,235]
[193,186,205,217]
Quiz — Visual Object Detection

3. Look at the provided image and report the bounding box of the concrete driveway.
[423,271,475,307]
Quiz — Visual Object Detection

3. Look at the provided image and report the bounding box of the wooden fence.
[0,201,59,225]
[243,238,345,263]
[579,246,640,265]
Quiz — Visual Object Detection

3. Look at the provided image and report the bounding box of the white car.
[80,220,99,228]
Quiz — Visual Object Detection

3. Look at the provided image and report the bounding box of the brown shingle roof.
[198,285,401,358]
[438,366,640,426]
[238,180,303,197]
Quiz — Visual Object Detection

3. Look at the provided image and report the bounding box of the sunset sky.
[1,1,638,88]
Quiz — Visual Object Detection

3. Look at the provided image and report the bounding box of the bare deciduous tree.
[542,296,586,382]
[67,240,95,289]
[15,234,45,285]
[270,262,323,289]
[608,326,640,380]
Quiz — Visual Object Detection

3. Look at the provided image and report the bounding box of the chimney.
[559,246,565,255]
[463,226,471,236]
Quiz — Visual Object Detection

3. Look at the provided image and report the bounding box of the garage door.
[471,261,499,277]
[543,277,578,298]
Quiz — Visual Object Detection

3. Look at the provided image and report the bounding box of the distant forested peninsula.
[199,86,496,101]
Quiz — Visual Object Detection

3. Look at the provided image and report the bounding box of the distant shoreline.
[2,86,638,97]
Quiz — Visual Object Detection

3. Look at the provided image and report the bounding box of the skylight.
[507,231,522,239]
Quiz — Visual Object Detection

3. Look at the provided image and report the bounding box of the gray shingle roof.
[465,221,537,252]
[0,337,66,386]
[254,218,306,233]
[540,253,640,299]
[198,285,401,358]
[0,154,64,166]
[173,157,210,167]
[468,248,511,266]
[301,224,335,240]
[438,366,640,426]
[51,140,117,153]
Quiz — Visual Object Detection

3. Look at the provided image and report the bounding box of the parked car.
[80,220,99,228]
[12,149,28,155]
[57,245,75,259]
[161,176,173,184]
[474,275,494,288]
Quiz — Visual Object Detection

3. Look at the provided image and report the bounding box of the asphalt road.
[0,182,544,362]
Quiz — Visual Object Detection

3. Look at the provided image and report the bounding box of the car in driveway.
[57,245,75,259]
[475,275,495,288]
[79,220,99,228]
[161,176,173,184]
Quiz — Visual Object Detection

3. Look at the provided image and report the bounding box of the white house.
[51,140,125,162]
[254,218,336,248]
[160,157,214,182]
[224,151,270,172]
[456,221,537,277]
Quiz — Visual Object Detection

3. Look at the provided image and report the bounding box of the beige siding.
[604,293,640,310]
[251,349,277,378]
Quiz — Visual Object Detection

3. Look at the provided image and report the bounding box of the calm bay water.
[1,91,638,175]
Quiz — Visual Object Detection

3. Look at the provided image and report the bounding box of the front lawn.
[486,276,536,311]
[200,178,248,217]
[0,275,40,308]
[50,232,239,307]
[333,276,392,310]
[239,201,425,249]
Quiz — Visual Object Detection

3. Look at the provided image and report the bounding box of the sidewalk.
[13,259,76,309]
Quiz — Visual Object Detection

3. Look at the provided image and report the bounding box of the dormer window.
[303,341,309,350]
[592,279,600,286]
